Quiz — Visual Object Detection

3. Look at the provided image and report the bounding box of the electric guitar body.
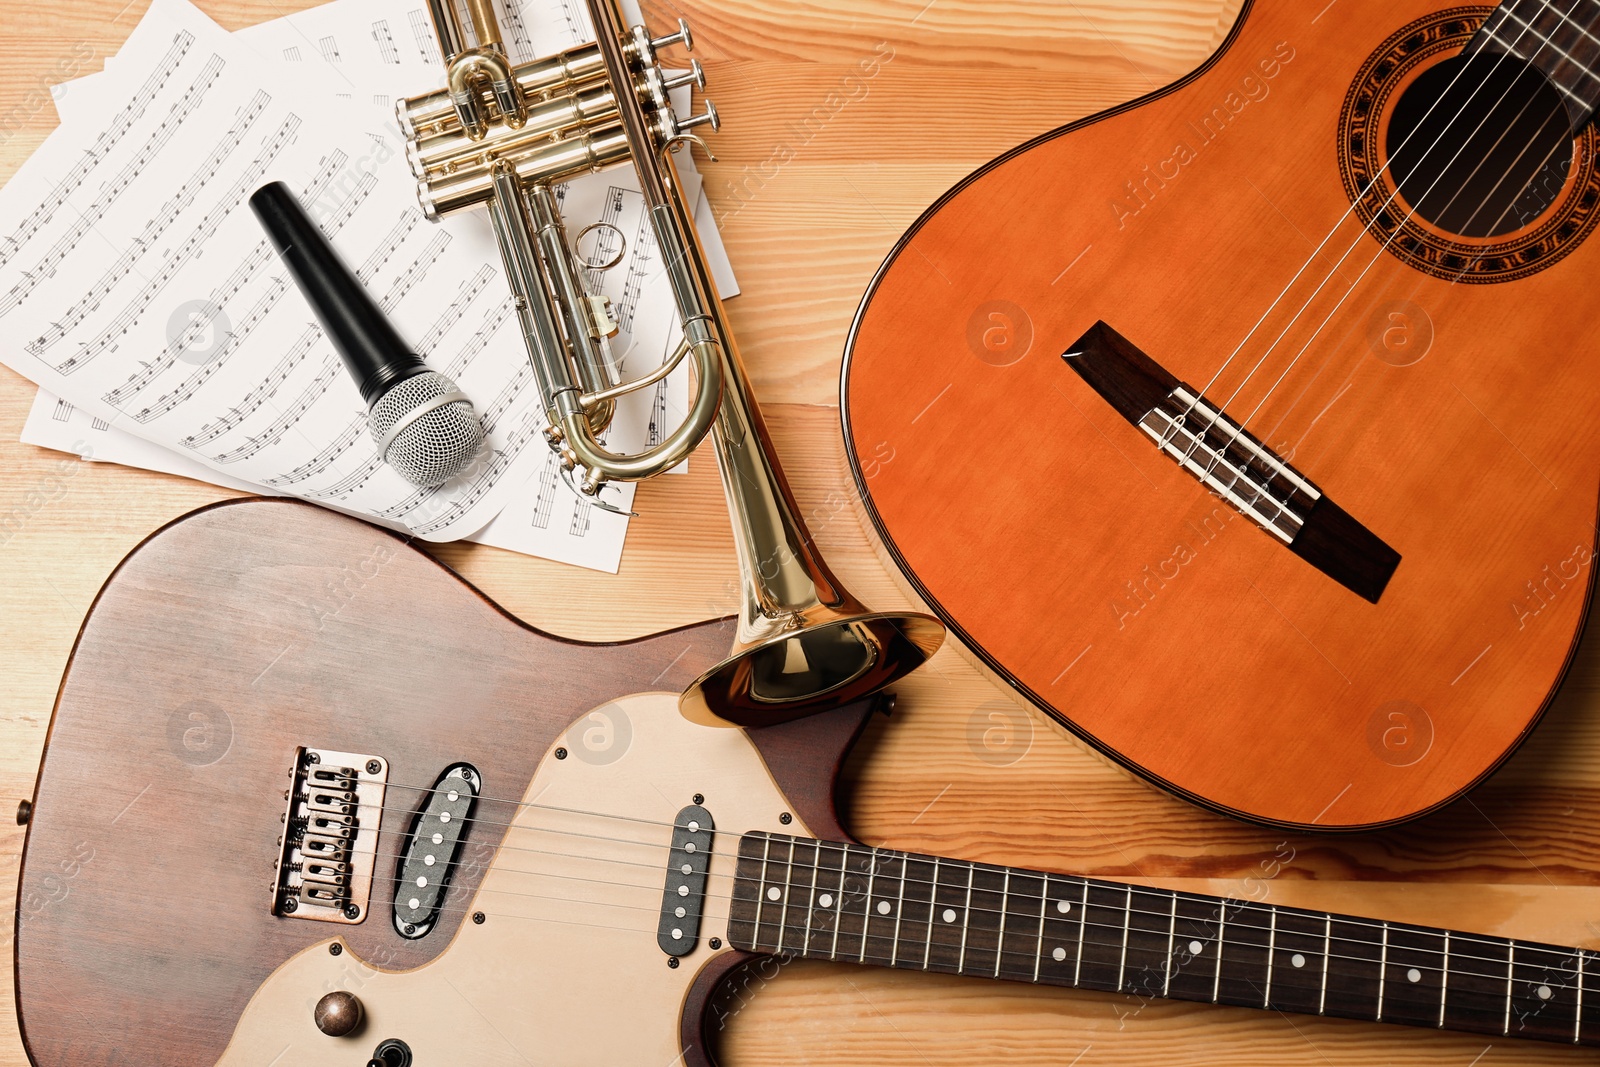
[841,0,1600,830]
[16,500,1600,1064]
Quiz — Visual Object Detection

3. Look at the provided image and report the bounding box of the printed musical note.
[371,19,400,65]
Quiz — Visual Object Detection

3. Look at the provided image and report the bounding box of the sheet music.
[14,0,739,571]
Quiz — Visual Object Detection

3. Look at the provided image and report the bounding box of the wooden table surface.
[4,1,1599,1064]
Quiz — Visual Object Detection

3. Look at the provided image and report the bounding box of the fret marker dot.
[1406,968,1421,983]
[766,887,781,901]
[1056,900,1071,914]
[1538,985,1553,1000]
[818,893,834,908]
[1189,941,1203,955]
[1291,953,1306,969]
[877,901,892,915]
[1052,947,1067,962]
[942,908,958,923]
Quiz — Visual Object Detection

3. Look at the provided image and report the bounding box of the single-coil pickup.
[658,803,715,957]
[393,763,480,939]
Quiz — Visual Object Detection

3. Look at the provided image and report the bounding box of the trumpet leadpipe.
[416,122,632,219]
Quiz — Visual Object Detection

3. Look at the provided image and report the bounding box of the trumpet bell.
[680,612,945,728]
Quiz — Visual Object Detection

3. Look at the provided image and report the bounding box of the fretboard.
[1469,0,1600,129]
[727,833,1598,1048]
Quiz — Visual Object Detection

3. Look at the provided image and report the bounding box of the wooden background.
[3,0,1599,1064]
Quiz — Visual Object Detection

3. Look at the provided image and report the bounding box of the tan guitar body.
[217,691,786,1066]
[841,0,1600,829]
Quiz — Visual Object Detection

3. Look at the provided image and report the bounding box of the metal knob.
[314,990,364,1037]
[663,59,705,92]
[651,18,693,53]
[678,101,719,134]
[16,799,32,826]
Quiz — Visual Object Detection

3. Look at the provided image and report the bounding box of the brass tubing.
[409,83,618,177]
[398,43,609,140]
[417,124,631,218]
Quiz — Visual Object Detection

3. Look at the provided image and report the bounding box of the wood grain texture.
[4,0,1600,1064]
[842,0,1600,828]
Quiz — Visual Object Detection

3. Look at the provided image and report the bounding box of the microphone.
[249,181,484,488]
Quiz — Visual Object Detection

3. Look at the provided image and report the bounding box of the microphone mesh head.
[368,371,485,488]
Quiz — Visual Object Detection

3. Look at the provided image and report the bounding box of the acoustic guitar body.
[842,0,1600,829]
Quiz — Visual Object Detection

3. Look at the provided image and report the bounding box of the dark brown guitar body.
[9,499,815,1066]
[841,0,1600,830]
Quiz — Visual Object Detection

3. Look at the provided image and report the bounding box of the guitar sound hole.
[1386,53,1573,238]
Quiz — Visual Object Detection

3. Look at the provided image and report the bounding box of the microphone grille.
[368,371,485,488]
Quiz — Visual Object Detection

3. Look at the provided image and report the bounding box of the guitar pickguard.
[216,692,798,1067]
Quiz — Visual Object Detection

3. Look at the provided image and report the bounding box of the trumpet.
[403,0,943,726]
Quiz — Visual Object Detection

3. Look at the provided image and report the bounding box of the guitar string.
[1193,0,1583,473]
[1165,2,1552,435]
[329,785,1577,960]
[345,869,1587,997]
[296,791,1588,985]
[1164,1,1574,476]
[1229,32,1580,434]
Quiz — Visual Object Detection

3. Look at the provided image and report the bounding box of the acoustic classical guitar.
[12,499,1600,1064]
[841,0,1600,830]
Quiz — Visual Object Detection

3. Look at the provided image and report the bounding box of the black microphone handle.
[249,181,427,408]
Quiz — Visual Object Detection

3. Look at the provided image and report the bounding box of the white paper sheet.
[6,0,739,570]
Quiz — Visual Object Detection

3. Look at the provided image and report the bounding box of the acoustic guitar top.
[842,0,1600,830]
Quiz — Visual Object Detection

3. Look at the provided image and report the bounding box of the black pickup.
[659,804,715,957]
[393,763,480,939]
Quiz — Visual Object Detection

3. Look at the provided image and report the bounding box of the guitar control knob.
[678,101,720,133]
[651,18,693,53]
[314,990,364,1037]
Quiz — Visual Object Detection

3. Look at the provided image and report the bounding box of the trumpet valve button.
[314,990,363,1037]
[678,101,719,133]
[663,60,705,92]
[650,18,693,54]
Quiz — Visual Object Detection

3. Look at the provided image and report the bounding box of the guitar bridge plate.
[272,747,388,924]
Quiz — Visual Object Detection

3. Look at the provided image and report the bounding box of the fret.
[1165,892,1224,1004]
[1378,922,1389,1022]
[995,871,1010,979]
[1509,941,1582,1043]
[1035,875,1084,986]
[831,843,875,964]
[1321,916,1384,1020]
[1441,931,1513,1035]
[926,857,972,976]
[1267,908,1328,1016]
[1163,893,1177,998]
[1078,882,1135,992]
[957,863,974,973]
[811,840,847,959]
[962,864,1009,978]
[774,838,820,955]
[1214,901,1274,1009]
[751,834,790,953]
[726,836,1600,1051]
[1380,923,1448,1029]
[997,869,1048,982]
[860,848,904,965]
[1123,887,1180,1000]
[897,854,938,970]
[1579,950,1589,1044]
[1472,0,1600,124]
[726,833,767,952]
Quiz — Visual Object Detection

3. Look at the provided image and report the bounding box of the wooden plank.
[6,0,1600,1063]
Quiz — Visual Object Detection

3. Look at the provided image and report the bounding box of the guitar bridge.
[272,747,388,924]
[1063,321,1400,603]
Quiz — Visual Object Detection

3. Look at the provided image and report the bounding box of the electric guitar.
[841,0,1600,829]
[13,499,1600,1064]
